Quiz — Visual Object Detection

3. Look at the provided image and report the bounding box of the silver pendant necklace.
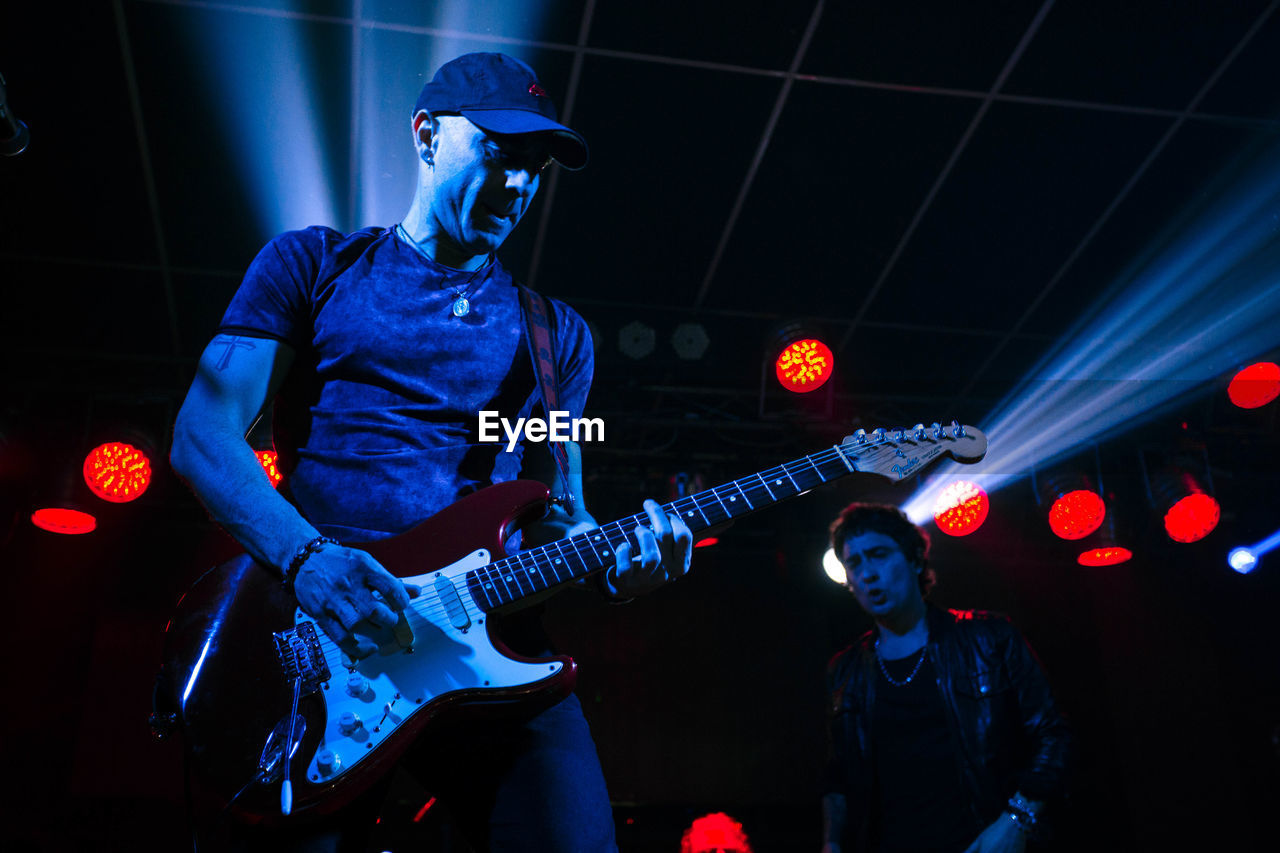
[396,224,488,317]
[444,262,489,317]
[875,639,928,686]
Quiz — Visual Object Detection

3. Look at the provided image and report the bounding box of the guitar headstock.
[838,421,988,482]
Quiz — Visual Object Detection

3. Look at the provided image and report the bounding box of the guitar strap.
[518,285,576,515]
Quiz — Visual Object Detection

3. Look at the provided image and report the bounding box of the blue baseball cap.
[414,52,588,170]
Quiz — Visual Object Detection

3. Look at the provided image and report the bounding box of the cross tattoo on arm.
[211,336,257,371]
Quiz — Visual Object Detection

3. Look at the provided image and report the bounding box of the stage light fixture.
[1228,547,1257,574]
[774,337,833,393]
[1035,471,1106,541]
[31,462,97,535]
[83,441,153,503]
[618,321,656,359]
[671,322,710,360]
[932,480,989,537]
[1150,468,1220,543]
[1227,527,1280,574]
[31,506,97,534]
[822,547,846,585]
[681,811,752,853]
[1227,361,1280,409]
[1077,500,1133,566]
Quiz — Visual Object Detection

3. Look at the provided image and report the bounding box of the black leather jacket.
[827,606,1071,844]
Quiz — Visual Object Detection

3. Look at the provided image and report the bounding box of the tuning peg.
[872,428,886,443]
[853,428,868,444]
[913,423,926,440]
[950,420,965,438]
[893,428,906,442]
[931,422,944,440]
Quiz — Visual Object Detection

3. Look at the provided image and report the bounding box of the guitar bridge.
[273,621,331,692]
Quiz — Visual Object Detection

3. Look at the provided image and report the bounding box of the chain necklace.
[875,639,928,686]
[396,224,490,317]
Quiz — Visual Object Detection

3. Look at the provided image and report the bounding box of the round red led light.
[256,450,283,488]
[775,338,833,392]
[1078,547,1133,566]
[1163,493,1220,543]
[933,480,989,537]
[1227,361,1280,409]
[1047,489,1105,540]
[83,441,152,503]
[31,507,97,534]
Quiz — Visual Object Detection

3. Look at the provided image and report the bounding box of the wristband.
[284,535,339,590]
[1004,796,1039,836]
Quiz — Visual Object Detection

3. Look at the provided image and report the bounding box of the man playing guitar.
[171,52,692,851]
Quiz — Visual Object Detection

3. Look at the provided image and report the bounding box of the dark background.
[2,1,1279,850]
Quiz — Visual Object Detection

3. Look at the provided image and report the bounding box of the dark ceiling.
[4,1,1279,454]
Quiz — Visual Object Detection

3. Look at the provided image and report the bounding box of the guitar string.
[301,431,968,656]
[305,432,959,659]
[304,432,961,656]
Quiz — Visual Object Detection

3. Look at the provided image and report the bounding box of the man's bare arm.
[171,334,411,657]
[171,334,311,569]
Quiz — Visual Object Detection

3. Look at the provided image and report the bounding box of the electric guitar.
[156,422,986,822]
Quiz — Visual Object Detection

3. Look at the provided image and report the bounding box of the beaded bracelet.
[1005,807,1035,835]
[284,535,339,590]
[1004,795,1039,836]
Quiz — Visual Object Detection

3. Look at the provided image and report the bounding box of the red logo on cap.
[528,82,547,98]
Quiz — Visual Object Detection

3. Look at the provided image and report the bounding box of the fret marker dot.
[775,480,783,485]
[730,496,737,502]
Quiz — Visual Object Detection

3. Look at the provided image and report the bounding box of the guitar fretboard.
[464,434,942,612]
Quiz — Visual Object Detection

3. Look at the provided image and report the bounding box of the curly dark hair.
[829,502,936,596]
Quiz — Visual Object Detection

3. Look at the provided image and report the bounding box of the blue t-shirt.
[218,225,593,540]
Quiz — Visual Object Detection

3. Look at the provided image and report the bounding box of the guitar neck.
[465,423,983,612]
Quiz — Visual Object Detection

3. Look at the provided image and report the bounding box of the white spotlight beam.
[904,149,1280,524]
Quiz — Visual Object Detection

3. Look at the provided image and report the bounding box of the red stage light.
[775,338,833,392]
[1227,361,1280,409]
[83,441,152,502]
[681,812,752,853]
[1164,492,1220,543]
[694,537,719,548]
[31,507,97,534]
[932,480,989,536]
[256,450,283,487]
[1047,489,1106,540]
[1078,546,1133,566]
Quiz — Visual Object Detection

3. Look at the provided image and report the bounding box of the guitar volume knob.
[339,711,362,734]
[316,748,340,774]
[346,673,369,697]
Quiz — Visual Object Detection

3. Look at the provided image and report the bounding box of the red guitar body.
[159,480,576,824]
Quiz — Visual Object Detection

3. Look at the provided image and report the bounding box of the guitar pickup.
[434,574,472,631]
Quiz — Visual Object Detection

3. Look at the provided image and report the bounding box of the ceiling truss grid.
[836,0,1058,353]
[949,0,1280,408]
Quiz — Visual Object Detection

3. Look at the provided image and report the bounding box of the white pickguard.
[297,548,565,784]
